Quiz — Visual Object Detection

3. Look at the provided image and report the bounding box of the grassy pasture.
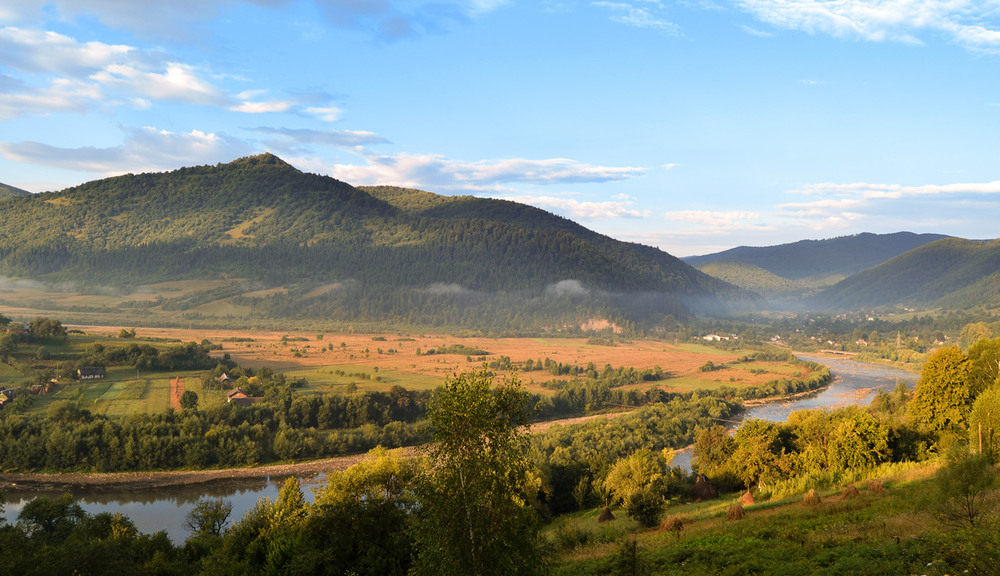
[7,323,823,418]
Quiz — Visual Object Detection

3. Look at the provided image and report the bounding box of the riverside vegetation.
[2,316,1000,573]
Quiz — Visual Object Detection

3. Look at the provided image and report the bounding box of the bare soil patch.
[169,377,184,411]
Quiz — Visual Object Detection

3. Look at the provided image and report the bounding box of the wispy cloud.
[665,209,772,230]
[735,0,1000,52]
[330,153,646,191]
[0,25,343,119]
[592,1,681,34]
[254,126,391,150]
[3,0,506,42]
[502,193,651,219]
[0,126,254,176]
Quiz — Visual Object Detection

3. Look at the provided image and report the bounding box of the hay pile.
[660,515,684,539]
[867,479,886,494]
[690,474,718,501]
[840,485,860,501]
[726,503,745,521]
[802,488,821,506]
[598,507,616,523]
[740,490,755,506]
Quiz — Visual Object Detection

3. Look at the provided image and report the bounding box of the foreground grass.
[549,464,1000,575]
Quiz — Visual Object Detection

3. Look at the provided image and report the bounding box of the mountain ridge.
[0,154,753,330]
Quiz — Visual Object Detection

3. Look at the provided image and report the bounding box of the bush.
[625,489,664,529]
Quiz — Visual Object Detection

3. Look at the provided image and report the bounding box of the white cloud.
[741,24,774,37]
[91,62,226,106]
[735,0,1000,52]
[230,99,295,114]
[1,0,506,41]
[330,153,646,190]
[304,106,343,122]
[665,209,770,229]
[503,194,651,219]
[0,27,133,74]
[0,77,103,119]
[254,126,391,149]
[788,180,1000,200]
[593,1,681,34]
[0,126,255,176]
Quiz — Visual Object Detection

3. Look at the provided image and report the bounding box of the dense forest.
[0,154,751,332]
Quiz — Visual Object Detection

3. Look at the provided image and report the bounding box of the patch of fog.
[546,279,588,296]
[424,283,477,296]
[0,276,51,292]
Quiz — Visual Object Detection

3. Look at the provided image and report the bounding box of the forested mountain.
[684,232,950,281]
[811,237,1000,310]
[0,154,752,331]
[0,182,29,199]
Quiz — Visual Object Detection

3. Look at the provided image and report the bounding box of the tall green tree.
[411,368,544,576]
[912,346,974,432]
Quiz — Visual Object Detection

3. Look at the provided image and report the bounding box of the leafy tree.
[603,449,670,507]
[967,337,1000,397]
[625,488,664,529]
[935,453,998,527]
[179,390,199,411]
[411,367,544,576]
[827,411,890,470]
[961,322,994,350]
[184,498,232,538]
[911,346,974,432]
[730,419,789,489]
[969,384,1000,458]
[692,424,736,476]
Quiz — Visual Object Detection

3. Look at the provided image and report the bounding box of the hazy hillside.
[0,155,753,330]
[0,182,29,199]
[684,232,950,280]
[813,237,1000,310]
[694,260,818,300]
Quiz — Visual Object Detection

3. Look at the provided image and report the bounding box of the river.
[1,354,919,543]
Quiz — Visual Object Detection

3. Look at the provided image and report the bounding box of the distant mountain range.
[0,154,753,330]
[687,233,1000,311]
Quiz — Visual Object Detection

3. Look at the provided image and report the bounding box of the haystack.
[690,474,718,501]
[597,507,615,523]
[840,485,860,501]
[660,515,684,540]
[740,490,755,506]
[867,479,886,494]
[802,488,821,506]
[726,503,745,521]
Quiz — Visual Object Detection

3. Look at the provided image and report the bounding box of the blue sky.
[1,0,999,256]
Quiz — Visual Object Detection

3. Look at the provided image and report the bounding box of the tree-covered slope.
[684,232,950,280]
[0,182,29,199]
[812,238,1000,310]
[0,155,753,329]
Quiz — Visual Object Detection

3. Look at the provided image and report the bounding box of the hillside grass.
[549,461,999,576]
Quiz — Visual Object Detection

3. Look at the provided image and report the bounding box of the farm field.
[26,324,822,417]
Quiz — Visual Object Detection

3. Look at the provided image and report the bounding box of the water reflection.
[2,473,327,544]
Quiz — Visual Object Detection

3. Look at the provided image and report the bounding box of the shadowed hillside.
[812,237,1000,310]
[685,232,950,281]
[0,155,755,330]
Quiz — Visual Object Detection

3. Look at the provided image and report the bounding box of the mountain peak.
[223,153,297,172]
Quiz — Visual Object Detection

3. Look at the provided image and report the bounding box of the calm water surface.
[2,355,918,542]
